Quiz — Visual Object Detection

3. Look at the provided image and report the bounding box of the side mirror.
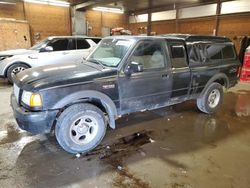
[40,46,53,52]
[125,61,143,75]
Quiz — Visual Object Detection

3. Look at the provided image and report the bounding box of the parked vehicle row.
[10,34,240,154]
[0,36,101,83]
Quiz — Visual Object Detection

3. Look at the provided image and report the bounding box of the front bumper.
[11,93,58,134]
[0,60,7,77]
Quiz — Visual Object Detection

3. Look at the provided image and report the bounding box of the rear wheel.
[7,63,29,83]
[55,103,107,154]
[197,83,224,114]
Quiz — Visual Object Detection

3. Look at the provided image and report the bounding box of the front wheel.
[7,63,29,83]
[55,103,107,154]
[197,83,224,114]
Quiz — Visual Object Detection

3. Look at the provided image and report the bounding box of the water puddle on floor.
[81,130,153,188]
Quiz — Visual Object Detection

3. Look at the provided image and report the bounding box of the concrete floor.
[0,80,250,188]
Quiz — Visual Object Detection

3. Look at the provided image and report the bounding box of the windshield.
[87,38,134,67]
[30,39,50,50]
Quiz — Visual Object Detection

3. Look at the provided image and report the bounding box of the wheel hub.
[208,89,220,108]
[69,115,98,145]
[12,66,26,75]
[76,124,89,134]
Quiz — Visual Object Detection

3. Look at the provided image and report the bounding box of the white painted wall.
[129,10,176,23]
[129,14,148,23]
[128,1,250,24]
[178,4,217,19]
[152,10,176,21]
[221,0,250,14]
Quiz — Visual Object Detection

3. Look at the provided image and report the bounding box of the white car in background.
[0,36,101,83]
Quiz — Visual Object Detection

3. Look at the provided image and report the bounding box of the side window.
[222,45,235,59]
[49,39,69,51]
[188,43,235,64]
[187,44,200,64]
[206,44,223,60]
[77,39,90,49]
[69,39,77,50]
[89,38,102,44]
[130,41,165,70]
[170,44,187,68]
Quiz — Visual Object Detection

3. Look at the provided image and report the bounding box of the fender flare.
[200,73,229,96]
[52,90,118,129]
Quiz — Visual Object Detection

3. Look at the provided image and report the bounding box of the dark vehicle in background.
[11,34,240,154]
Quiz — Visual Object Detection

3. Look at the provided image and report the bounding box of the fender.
[52,90,118,129]
[200,73,229,96]
[4,62,31,77]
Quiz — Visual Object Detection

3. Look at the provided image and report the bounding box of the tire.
[197,82,224,114]
[7,63,29,84]
[55,103,107,154]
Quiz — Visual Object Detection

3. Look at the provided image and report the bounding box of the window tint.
[170,44,187,68]
[70,39,77,50]
[77,39,90,49]
[206,45,222,60]
[222,45,235,59]
[89,38,102,44]
[187,44,200,64]
[50,39,69,51]
[188,43,235,64]
[131,41,165,70]
[171,45,185,58]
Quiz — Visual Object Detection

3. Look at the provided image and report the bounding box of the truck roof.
[105,34,231,43]
[160,34,232,43]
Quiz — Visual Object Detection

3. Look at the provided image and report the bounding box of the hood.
[14,62,112,91]
[0,49,36,56]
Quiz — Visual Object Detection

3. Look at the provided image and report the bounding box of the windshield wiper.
[87,58,106,69]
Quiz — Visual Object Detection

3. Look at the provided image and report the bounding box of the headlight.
[22,90,42,107]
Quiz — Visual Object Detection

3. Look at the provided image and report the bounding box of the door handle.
[28,55,38,59]
[162,74,169,79]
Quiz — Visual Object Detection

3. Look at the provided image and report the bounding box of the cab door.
[167,40,191,100]
[118,40,172,114]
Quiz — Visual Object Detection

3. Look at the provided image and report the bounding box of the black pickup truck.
[11,34,240,153]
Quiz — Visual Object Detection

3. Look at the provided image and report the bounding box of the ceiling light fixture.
[24,0,70,7]
[0,1,16,5]
[93,6,124,14]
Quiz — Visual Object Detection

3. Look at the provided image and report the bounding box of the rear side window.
[170,44,187,68]
[206,45,223,60]
[50,39,69,51]
[172,45,185,58]
[189,43,235,64]
[222,45,235,59]
[77,39,90,49]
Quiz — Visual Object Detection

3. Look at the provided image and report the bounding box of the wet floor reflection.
[235,90,250,117]
[0,86,250,187]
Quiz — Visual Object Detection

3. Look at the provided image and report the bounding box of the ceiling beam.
[75,1,96,10]
[74,0,119,10]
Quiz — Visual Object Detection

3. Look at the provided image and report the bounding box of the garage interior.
[0,0,250,187]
